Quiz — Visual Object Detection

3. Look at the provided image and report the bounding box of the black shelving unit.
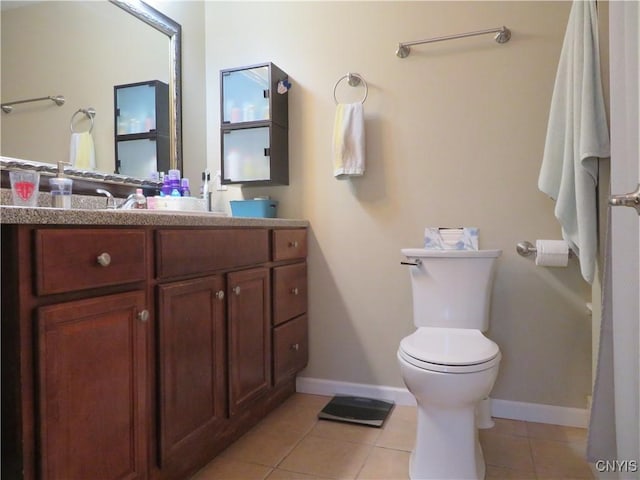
[220,62,289,186]
[114,80,169,178]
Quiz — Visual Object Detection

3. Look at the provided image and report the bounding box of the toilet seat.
[399,327,500,373]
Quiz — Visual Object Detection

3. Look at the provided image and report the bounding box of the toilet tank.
[401,248,501,331]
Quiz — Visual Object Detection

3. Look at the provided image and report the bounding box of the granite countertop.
[0,206,309,228]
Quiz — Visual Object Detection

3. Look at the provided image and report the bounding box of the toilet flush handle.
[400,259,422,267]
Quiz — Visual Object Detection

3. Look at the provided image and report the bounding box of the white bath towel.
[333,103,365,178]
[587,214,617,462]
[70,131,96,170]
[537,0,610,284]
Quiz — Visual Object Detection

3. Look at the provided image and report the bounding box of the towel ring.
[333,73,368,105]
[70,107,96,134]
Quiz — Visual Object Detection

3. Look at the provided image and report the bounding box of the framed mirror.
[0,0,182,186]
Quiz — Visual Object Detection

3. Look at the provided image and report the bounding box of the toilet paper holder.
[516,240,575,258]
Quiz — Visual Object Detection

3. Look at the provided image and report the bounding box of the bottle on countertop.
[160,175,172,197]
[168,169,181,197]
[133,188,147,209]
[49,161,73,209]
[180,178,191,197]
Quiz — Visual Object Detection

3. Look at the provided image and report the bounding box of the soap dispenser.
[49,162,73,209]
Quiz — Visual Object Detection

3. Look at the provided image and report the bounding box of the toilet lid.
[400,327,499,366]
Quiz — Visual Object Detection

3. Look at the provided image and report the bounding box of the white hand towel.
[70,131,96,170]
[537,0,610,284]
[333,102,365,178]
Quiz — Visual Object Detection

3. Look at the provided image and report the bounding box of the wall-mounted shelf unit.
[220,62,289,186]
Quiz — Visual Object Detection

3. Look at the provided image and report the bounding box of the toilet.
[397,248,502,480]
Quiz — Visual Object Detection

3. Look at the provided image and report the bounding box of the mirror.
[0,0,182,184]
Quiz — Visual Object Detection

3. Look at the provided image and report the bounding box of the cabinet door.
[221,63,288,128]
[221,65,270,124]
[222,127,271,183]
[115,81,169,135]
[116,135,170,179]
[37,291,148,480]
[221,123,288,186]
[227,267,271,416]
[157,276,226,467]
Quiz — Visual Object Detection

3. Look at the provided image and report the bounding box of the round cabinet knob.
[215,290,225,300]
[137,310,150,322]
[233,286,241,296]
[290,287,299,295]
[288,240,299,248]
[96,252,111,267]
[290,343,300,351]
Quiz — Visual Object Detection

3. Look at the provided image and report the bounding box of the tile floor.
[191,393,594,480]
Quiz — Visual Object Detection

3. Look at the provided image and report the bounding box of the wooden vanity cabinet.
[2,224,308,480]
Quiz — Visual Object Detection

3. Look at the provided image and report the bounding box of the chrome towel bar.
[1,95,65,114]
[396,26,511,58]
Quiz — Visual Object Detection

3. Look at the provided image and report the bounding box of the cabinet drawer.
[273,315,308,385]
[272,229,307,261]
[273,262,307,326]
[156,229,269,279]
[35,229,147,295]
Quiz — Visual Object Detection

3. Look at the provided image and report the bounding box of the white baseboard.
[296,376,417,406]
[296,377,589,428]
[490,398,589,428]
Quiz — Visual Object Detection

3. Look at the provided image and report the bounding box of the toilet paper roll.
[535,239,569,267]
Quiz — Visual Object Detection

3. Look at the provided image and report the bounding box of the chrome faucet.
[118,193,145,209]
[96,188,117,209]
[96,188,145,209]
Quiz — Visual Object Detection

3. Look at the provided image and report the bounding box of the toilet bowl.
[398,327,500,479]
[398,248,502,480]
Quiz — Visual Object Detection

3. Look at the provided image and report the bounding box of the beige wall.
[1,1,602,409]
[205,1,596,408]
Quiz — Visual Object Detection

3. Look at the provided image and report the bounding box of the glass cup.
[9,170,40,207]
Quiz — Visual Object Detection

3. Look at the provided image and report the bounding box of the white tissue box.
[424,227,479,250]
